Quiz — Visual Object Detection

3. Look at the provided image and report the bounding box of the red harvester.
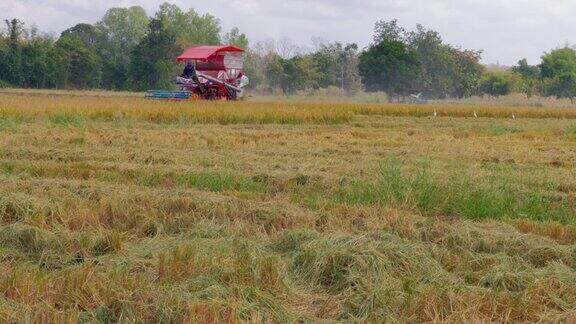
[146,45,249,101]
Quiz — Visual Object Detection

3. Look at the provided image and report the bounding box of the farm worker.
[236,72,250,88]
[181,60,204,93]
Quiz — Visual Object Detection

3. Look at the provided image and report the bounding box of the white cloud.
[0,0,574,65]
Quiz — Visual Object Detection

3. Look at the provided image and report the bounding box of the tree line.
[0,3,575,101]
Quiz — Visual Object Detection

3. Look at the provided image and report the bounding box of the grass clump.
[334,157,575,225]
[566,124,576,141]
[490,124,520,136]
[49,113,87,127]
[0,117,19,133]
[177,171,267,193]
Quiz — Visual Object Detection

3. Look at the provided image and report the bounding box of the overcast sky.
[1,0,575,65]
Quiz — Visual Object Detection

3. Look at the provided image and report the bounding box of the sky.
[1,0,575,65]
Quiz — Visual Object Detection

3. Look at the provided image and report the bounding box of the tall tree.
[129,18,181,91]
[546,72,576,103]
[55,35,100,89]
[2,19,25,85]
[359,38,419,96]
[311,42,361,93]
[450,48,484,98]
[479,70,518,97]
[540,48,576,102]
[20,36,54,88]
[407,25,455,98]
[540,47,576,79]
[155,2,221,48]
[97,6,149,89]
[373,20,406,43]
[511,58,541,97]
[97,6,149,51]
[223,27,249,49]
[61,24,104,50]
[360,20,483,99]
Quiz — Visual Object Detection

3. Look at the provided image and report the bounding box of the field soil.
[0,92,575,322]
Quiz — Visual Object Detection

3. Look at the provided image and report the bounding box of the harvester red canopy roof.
[176,45,244,62]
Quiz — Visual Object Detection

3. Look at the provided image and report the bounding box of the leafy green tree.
[450,48,484,98]
[540,48,576,102]
[283,55,319,94]
[97,7,149,50]
[540,47,576,79]
[2,19,25,85]
[263,53,284,92]
[0,30,10,85]
[55,35,100,89]
[513,58,540,79]
[129,19,181,91]
[408,25,458,98]
[479,70,518,97]
[359,38,419,96]
[97,6,149,89]
[360,20,483,99]
[155,2,221,47]
[312,42,343,88]
[341,44,362,93]
[61,24,104,50]
[20,36,53,88]
[373,20,406,43]
[44,45,68,89]
[311,42,361,93]
[511,58,541,97]
[223,27,249,49]
[545,73,576,103]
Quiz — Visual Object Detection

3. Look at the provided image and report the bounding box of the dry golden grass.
[0,90,575,322]
[2,92,576,126]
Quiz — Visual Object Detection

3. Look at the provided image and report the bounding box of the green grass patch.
[490,124,520,136]
[177,171,267,193]
[565,124,576,142]
[0,117,20,133]
[49,113,88,127]
[334,158,575,225]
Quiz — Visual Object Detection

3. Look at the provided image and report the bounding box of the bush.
[0,80,12,88]
[479,71,520,97]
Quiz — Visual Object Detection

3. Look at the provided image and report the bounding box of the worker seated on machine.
[236,72,250,88]
[176,61,205,92]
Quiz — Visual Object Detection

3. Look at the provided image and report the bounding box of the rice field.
[0,91,575,322]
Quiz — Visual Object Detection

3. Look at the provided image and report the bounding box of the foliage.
[129,19,181,91]
[96,6,149,90]
[97,6,149,51]
[0,7,575,101]
[545,72,576,103]
[359,20,485,99]
[55,36,100,89]
[312,42,361,94]
[359,38,419,96]
[541,48,576,102]
[540,47,576,79]
[479,70,519,97]
[222,27,249,49]
[512,59,541,97]
[156,2,221,47]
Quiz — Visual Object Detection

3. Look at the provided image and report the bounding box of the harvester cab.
[146,45,249,101]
